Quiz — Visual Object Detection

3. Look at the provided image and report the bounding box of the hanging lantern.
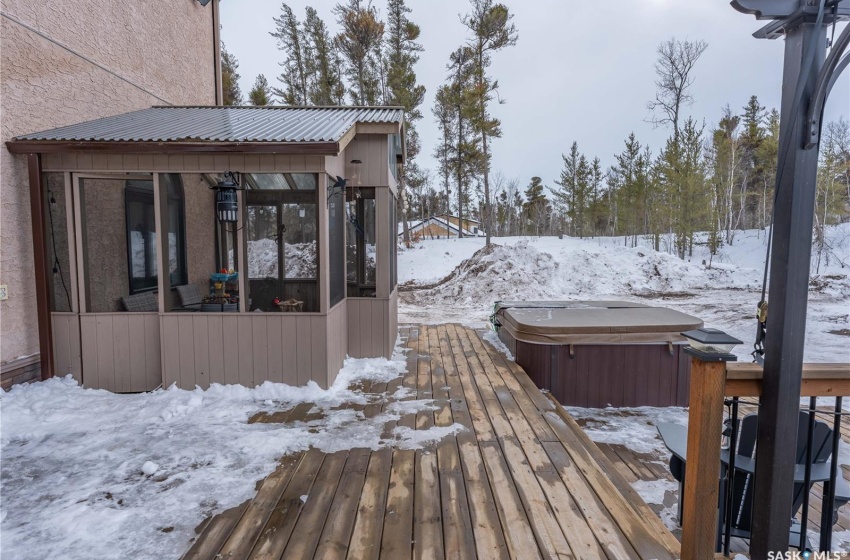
[346,159,363,187]
[210,173,241,223]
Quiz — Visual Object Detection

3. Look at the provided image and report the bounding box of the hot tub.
[493,301,703,408]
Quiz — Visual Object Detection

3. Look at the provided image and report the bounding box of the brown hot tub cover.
[494,301,703,345]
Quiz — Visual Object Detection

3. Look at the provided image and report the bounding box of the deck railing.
[682,358,850,559]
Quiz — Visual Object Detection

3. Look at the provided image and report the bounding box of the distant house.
[400,214,483,240]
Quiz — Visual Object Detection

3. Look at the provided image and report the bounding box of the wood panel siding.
[160,313,332,390]
[501,333,691,408]
[41,153,328,173]
[79,313,160,392]
[346,296,396,359]
[326,301,348,387]
[51,312,82,383]
[342,135,388,187]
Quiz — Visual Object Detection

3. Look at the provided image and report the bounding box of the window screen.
[329,176,345,307]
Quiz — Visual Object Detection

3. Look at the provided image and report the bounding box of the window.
[346,188,376,297]
[388,134,403,181]
[124,175,187,294]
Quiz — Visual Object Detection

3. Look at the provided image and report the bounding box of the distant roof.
[8,106,404,154]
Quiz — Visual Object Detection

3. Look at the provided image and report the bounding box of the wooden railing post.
[681,357,727,559]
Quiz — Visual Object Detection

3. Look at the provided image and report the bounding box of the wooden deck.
[181,324,680,560]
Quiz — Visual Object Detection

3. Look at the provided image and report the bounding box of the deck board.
[182,324,679,560]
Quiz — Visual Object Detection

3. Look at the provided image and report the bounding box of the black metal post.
[820,396,842,551]
[749,20,826,558]
[799,397,817,551]
[723,397,740,556]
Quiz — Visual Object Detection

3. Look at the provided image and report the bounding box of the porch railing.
[682,359,850,559]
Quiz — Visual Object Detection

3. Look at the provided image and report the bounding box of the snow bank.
[0,350,461,560]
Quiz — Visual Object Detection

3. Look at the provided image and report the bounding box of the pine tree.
[221,43,243,106]
[334,0,385,105]
[656,118,709,258]
[384,0,425,245]
[271,4,309,104]
[304,7,340,105]
[522,176,550,236]
[248,74,272,106]
[463,0,518,245]
[553,142,580,236]
[432,85,456,217]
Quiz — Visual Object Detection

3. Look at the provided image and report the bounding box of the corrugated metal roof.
[13,106,404,143]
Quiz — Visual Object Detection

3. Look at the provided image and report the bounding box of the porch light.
[210,172,242,223]
[346,159,362,187]
[681,328,742,362]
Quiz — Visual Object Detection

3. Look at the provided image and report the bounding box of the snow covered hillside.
[399,224,850,362]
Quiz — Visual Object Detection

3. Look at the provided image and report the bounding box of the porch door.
[246,190,318,312]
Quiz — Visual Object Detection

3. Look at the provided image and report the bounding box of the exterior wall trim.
[28,154,54,380]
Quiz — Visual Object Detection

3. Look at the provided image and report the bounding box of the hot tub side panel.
[510,340,690,408]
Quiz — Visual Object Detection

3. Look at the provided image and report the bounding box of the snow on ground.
[0,348,463,560]
[400,224,850,362]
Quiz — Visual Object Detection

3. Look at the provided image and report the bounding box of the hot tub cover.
[495,301,703,345]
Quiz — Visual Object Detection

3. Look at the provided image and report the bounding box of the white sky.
[220,0,849,191]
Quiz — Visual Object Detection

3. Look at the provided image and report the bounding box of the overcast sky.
[220,0,849,191]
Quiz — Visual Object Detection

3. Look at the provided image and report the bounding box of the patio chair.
[660,411,850,550]
[121,292,158,312]
[174,284,204,311]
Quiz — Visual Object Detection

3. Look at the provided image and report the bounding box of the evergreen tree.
[710,105,742,245]
[304,7,341,105]
[334,0,385,105]
[249,74,272,106]
[384,0,425,244]
[656,118,709,258]
[522,176,550,236]
[221,43,243,106]
[553,142,580,236]
[462,0,518,245]
[271,4,309,104]
[432,85,456,216]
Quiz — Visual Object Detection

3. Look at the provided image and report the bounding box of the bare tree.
[647,38,708,139]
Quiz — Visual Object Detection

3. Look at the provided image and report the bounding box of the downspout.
[27,154,54,380]
[212,0,223,105]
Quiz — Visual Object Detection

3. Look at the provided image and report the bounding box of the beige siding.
[344,135,389,187]
[51,312,82,383]
[389,290,399,352]
[159,313,332,389]
[41,154,328,173]
[347,298,395,359]
[79,313,160,392]
[326,300,348,386]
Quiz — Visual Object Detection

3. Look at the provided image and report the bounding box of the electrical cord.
[46,189,71,309]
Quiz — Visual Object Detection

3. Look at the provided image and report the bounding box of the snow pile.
[404,239,761,309]
[0,351,462,560]
[246,239,317,279]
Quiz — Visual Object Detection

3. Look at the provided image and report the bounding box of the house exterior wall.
[0,0,217,377]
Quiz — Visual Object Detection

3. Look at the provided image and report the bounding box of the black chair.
[659,411,850,551]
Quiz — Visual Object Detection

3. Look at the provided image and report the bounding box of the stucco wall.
[0,0,216,364]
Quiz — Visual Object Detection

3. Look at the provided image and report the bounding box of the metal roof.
[13,106,404,143]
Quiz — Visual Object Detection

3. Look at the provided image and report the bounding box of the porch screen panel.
[328,176,345,307]
[79,177,149,312]
[44,173,72,312]
[390,193,397,291]
[245,173,319,312]
[346,188,376,298]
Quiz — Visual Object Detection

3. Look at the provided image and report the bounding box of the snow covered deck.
[181,324,680,560]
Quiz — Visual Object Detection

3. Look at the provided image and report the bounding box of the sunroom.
[8,106,402,392]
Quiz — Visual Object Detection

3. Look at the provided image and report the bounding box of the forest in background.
[220,0,850,260]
